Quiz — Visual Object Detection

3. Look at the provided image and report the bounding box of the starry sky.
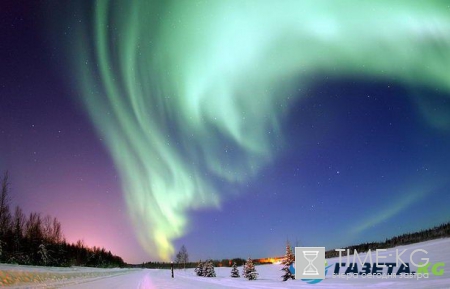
[1,1,450,264]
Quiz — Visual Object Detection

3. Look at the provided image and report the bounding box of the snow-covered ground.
[1,238,449,288]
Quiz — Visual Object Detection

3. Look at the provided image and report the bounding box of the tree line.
[140,258,247,269]
[0,171,125,267]
[325,221,450,258]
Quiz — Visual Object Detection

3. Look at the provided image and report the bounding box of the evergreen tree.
[281,241,295,281]
[203,259,216,277]
[243,258,258,280]
[0,171,12,262]
[38,243,49,265]
[195,260,204,276]
[12,206,24,254]
[230,262,240,277]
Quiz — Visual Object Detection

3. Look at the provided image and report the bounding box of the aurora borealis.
[2,1,450,263]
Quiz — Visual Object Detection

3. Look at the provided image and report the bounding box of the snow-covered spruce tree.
[242,259,249,278]
[38,243,49,266]
[195,260,204,276]
[203,259,216,277]
[243,258,258,280]
[230,262,240,277]
[281,241,295,281]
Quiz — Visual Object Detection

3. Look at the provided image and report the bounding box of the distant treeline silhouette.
[0,171,125,267]
[138,258,247,269]
[325,221,450,258]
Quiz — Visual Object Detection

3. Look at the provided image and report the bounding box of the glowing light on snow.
[69,1,450,260]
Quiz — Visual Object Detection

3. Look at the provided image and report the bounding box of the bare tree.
[25,212,43,245]
[52,217,62,243]
[175,245,189,269]
[42,215,53,242]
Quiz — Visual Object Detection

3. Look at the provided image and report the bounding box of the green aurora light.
[68,1,450,260]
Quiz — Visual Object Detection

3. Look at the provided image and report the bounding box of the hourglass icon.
[303,250,319,275]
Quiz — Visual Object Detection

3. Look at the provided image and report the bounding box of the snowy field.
[1,238,449,288]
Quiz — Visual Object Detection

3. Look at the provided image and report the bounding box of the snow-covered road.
[62,269,236,289]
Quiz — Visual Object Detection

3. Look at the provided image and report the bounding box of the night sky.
[1,1,450,264]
